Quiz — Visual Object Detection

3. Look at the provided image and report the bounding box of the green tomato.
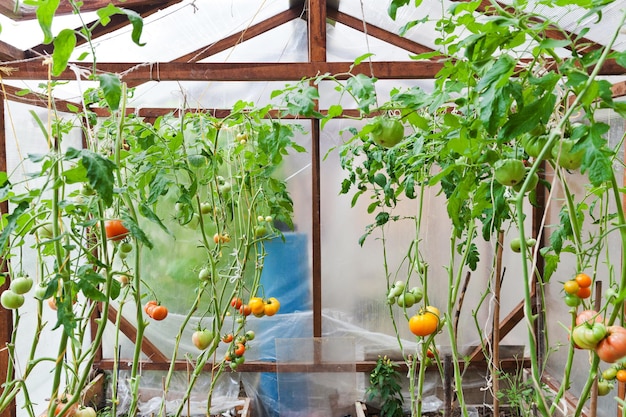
[551,139,585,170]
[510,237,522,253]
[370,117,404,148]
[602,367,618,381]
[396,292,416,308]
[198,268,211,281]
[494,158,526,187]
[36,223,54,240]
[389,281,405,297]
[410,287,424,303]
[572,322,607,350]
[10,275,33,295]
[201,203,213,215]
[512,172,539,193]
[34,284,48,300]
[564,294,581,307]
[254,225,267,238]
[1,290,25,309]
[120,242,133,253]
[188,154,207,167]
[245,330,256,341]
[597,379,613,396]
[521,134,554,159]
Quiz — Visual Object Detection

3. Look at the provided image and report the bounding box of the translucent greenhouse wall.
[4,98,626,417]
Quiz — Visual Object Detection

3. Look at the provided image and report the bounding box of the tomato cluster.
[387,280,423,308]
[571,310,626,363]
[222,330,256,371]
[144,300,168,320]
[239,296,280,318]
[563,273,592,307]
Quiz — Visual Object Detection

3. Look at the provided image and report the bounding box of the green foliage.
[365,356,405,417]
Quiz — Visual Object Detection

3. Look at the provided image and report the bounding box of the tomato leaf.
[97,4,145,46]
[139,203,171,236]
[0,202,28,252]
[121,214,153,249]
[76,267,107,302]
[346,74,378,114]
[79,149,116,207]
[98,73,122,111]
[51,29,76,76]
[35,0,60,44]
[387,0,411,20]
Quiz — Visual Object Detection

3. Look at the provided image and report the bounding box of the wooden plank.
[0,83,81,113]
[105,305,169,363]
[0,60,444,81]
[468,298,527,362]
[12,0,173,21]
[612,80,626,98]
[328,8,438,57]
[0,98,16,417]
[26,1,183,56]
[174,6,303,63]
[0,40,25,62]
[308,0,326,62]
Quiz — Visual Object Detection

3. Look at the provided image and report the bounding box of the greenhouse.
[1,0,626,416]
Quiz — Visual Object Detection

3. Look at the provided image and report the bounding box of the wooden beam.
[0,83,81,113]
[1,60,446,81]
[8,0,173,21]
[0,97,15,417]
[174,6,304,63]
[307,0,326,62]
[0,40,26,62]
[612,80,626,98]
[328,8,438,57]
[106,305,169,363]
[26,1,184,57]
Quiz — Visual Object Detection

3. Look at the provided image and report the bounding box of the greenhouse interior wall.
[1,1,626,417]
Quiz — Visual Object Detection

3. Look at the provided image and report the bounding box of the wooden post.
[0,90,16,417]
[307,0,326,338]
[493,231,504,417]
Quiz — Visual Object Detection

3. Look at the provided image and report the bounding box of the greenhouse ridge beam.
[0,0,173,20]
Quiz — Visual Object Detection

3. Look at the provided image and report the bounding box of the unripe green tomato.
[602,367,618,381]
[10,275,33,295]
[1,290,25,309]
[510,237,522,253]
[526,238,537,247]
[198,268,211,281]
[551,139,585,170]
[564,294,581,307]
[396,292,416,308]
[597,380,613,396]
[120,242,133,253]
[494,158,526,187]
[245,330,256,341]
[389,281,405,297]
[410,287,424,303]
[201,203,212,215]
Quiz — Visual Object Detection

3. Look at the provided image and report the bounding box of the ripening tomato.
[249,297,265,316]
[264,297,280,316]
[192,329,215,350]
[231,297,243,309]
[409,310,439,337]
[563,280,580,295]
[234,343,246,356]
[576,310,605,326]
[239,304,252,316]
[144,300,158,315]
[576,286,592,299]
[222,333,233,343]
[149,304,168,321]
[74,406,96,417]
[616,369,626,383]
[53,400,78,417]
[571,323,607,350]
[105,219,129,241]
[575,273,592,289]
[596,326,626,363]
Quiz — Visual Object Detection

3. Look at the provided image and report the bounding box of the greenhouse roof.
[0,0,625,109]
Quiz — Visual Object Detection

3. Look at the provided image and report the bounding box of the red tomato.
[105,219,129,241]
[222,333,233,343]
[231,297,243,309]
[576,286,591,299]
[596,326,626,363]
[239,304,252,316]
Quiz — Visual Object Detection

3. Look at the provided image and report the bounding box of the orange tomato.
[150,304,168,321]
[105,219,129,241]
[575,273,592,289]
[222,333,233,343]
[239,304,252,316]
[576,286,592,299]
[409,310,440,337]
[264,297,280,316]
[234,342,246,356]
[249,297,265,316]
